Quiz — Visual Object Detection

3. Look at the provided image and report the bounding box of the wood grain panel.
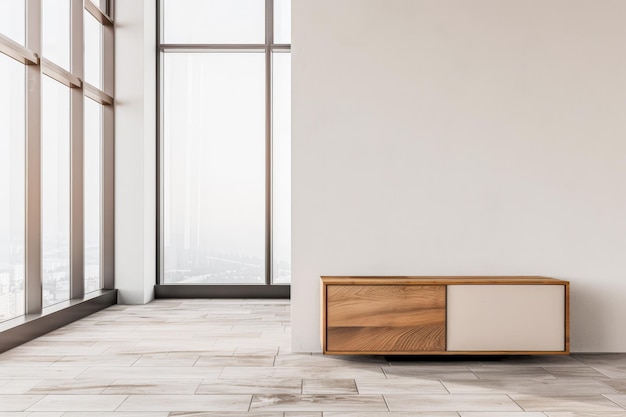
[327,285,445,327]
[327,325,445,352]
[325,285,445,352]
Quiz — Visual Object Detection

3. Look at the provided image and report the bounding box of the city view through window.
[0,0,110,322]
[161,0,291,285]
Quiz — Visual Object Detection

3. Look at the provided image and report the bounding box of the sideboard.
[321,276,569,355]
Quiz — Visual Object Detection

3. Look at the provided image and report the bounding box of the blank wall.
[292,0,626,352]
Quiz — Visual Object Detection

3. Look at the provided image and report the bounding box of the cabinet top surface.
[321,276,569,285]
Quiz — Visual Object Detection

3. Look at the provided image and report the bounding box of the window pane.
[42,76,70,307]
[163,53,265,284]
[0,0,25,45]
[274,0,291,44]
[42,0,71,70]
[84,11,103,89]
[163,0,265,44]
[84,98,102,293]
[87,0,108,14]
[0,54,25,322]
[272,53,291,284]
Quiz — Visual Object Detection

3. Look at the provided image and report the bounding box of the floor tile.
[545,413,626,416]
[604,395,626,409]
[0,368,85,380]
[302,379,357,394]
[593,367,626,379]
[543,367,608,379]
[27,380,112,394]
[168,413,282,417]
[459,413,547,417]
[131,357,199,367]
[323,413,458,417]
[103,379,201,395]
[575,354,626,366]
[510,394,625,412]
[117,395,251,412]
[52,356,141,367]
[76,367,221,380]
[285,413,322,417]
[195,356,275,367]
[221,366,386,380]
[2,300,626,416]
[382,366,478,380]
[275,354,385,368]
[249,394,388,411]
[355,378,448,394]
[63,413,169,417]
[384,394,522,412]
[472,368,556,380]
[441,378,617,395]
[196,379,302,395]
[0,395,44,411]
[477,355,585,368]
[603,379,626,394]
[0,356,62,367]
[26,395,127,412]
[0,380,43,394]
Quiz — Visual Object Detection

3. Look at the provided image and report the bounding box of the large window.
[0,0,114,321]
[160,0,291,286]
[84,98,103,294]
[0,52,25,321]
[42,76,71,307]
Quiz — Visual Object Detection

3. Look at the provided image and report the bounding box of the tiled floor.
[0,299,625,416]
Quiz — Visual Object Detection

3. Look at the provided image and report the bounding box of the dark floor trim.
[0,289,118,354]
[154,284,290,299]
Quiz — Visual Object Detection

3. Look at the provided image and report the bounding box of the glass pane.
[163,53,265,284]
[0,54,25,322]
[274,0,291,44]
[84,98,102,293]
[42,76,70,307]
[163,0,265,44]
[272,53,290,284]
[87,0,108,14]
[42,0,71,70]
[84,11,103,89]
[0,0,25,45]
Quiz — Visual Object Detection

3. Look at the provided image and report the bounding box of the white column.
[114,0,156,304]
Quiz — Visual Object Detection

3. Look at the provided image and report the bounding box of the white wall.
[292,0,626,352]
[114,0,156,304]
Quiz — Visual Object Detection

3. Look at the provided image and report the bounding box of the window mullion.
[101,4,114,290]
[24,0,43,314]
[70,0,85,300]
[265,0,274,285]
[0,33,38,65]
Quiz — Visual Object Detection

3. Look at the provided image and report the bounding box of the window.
[42,76,71,307]
[84,98,102,293]
[0,53,25,322]
[272,52,291,284]
[84,11,103,89]
[0,0,25,46]
[42,0,71,70]
[162,0,265,44]
[0,0,113,320]
[160,0,291,286]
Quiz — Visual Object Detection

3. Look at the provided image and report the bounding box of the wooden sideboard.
[321,276,569,355]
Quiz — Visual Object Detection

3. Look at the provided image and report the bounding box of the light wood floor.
[0,299,625,416]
